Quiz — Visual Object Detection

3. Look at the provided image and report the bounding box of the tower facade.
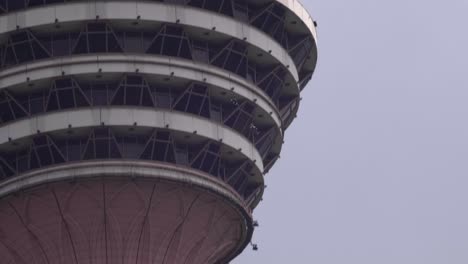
[0,1,317,263]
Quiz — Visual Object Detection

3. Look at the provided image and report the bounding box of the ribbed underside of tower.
[0,0,317,263]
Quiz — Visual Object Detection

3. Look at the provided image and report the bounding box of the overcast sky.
[234,0,468,263]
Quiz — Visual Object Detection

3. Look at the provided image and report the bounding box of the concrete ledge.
[0,1,300,81]
[0,53,283,131]
[0,107,266,173]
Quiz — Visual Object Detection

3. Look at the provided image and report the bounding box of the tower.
[0,1,317,263]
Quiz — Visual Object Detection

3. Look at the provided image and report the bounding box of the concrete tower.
[0,1,317,263]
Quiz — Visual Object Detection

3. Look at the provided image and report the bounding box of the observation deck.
[0,1,317,263]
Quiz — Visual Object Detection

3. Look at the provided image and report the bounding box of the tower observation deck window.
[73,23,123,54]
[111,75,154,107]
[82,128,123,160]
[290,36,314,72]
[147,25,192,59]
[1,30,50,67]
[257,66,287,101]
[251,3,288,49]
[211,40,249,78]
[192,40,210,63]
[46,78,91,111]
[173,83,211,118]
[29,135,66,169]
[140,131,177,163]
[0,90,29,123]
[224,101,255,138]
[191,142,223,176]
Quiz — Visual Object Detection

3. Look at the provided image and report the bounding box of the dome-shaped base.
[0,162,251,264]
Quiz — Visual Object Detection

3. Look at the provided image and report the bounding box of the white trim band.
[0,1,300,81]
[0,107,265,173]
[0,53,283,131]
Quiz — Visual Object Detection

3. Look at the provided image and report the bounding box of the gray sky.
[234,0,468,263]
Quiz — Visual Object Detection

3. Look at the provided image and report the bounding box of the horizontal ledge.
[0,107,265,173]
[0,53,283,131]
[0,1,300,80]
